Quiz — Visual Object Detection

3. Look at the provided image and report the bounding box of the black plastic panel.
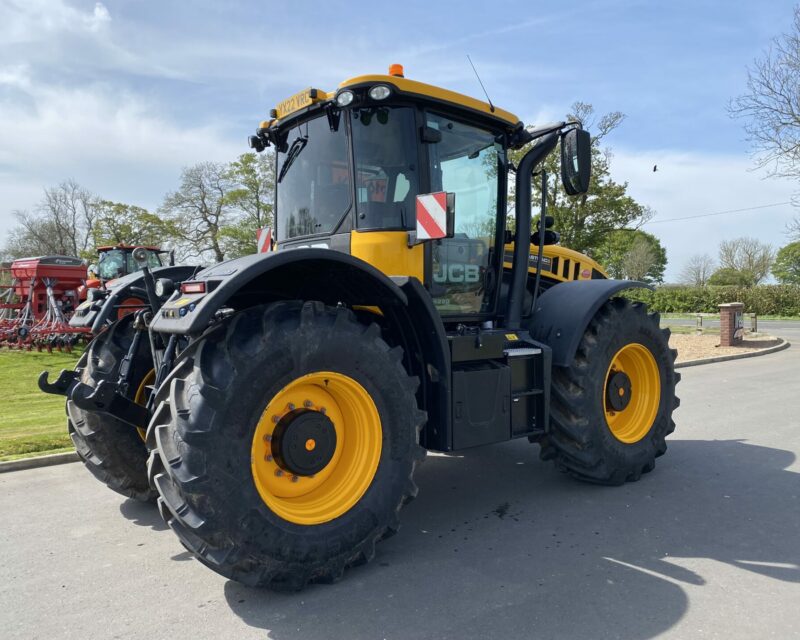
[452,362,510,449]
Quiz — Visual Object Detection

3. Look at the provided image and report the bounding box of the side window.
[352,107,418,230]
[427,114,500,315]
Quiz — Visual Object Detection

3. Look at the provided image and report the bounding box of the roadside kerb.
[676,338,790,368]
[0,451,79,474]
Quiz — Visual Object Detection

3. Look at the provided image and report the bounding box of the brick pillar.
[719,302,744,347]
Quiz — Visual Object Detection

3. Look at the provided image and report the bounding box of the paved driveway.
[2,341,799,640]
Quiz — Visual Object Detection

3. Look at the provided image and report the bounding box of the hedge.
[622,285,800,316]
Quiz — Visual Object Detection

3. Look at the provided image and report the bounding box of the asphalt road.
[2,341,799,639]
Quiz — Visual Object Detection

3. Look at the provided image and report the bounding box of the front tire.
[67,316,156,501]
[147,301,426,590]
[540,298,679,484]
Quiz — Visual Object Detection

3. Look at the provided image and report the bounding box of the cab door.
[425,113,503,318]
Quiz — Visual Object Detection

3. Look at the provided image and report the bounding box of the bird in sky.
[653,164,658,172]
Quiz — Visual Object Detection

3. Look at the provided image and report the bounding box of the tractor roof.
[264,65,521,132]
[97,244,163,252]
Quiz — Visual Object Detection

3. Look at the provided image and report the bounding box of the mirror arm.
[505,131,559,329]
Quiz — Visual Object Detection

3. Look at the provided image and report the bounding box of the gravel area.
[669,333,783,364]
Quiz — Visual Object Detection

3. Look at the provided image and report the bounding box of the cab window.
[427,114,500,315]
[352,106,418,230]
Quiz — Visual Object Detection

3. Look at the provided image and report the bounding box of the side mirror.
[561,128,591,195]
[409,191,455,245]
[131,247,149,268]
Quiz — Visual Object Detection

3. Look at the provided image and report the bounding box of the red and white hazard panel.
[257,227,272,253]
[415,192,449,240]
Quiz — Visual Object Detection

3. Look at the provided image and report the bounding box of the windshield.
[96,249,161,280]
[275,107,420,241]
[276,115,351,241]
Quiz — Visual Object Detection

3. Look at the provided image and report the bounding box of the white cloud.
[0,66,242,235]
[612,149,798,282]
[0,0,111,42]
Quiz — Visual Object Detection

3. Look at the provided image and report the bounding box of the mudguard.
[150,249,409,335]
[527,279,653,367]
[70,265,201,333]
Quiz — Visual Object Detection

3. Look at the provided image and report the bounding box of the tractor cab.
[89,245,170,285]
[250,64,597,324]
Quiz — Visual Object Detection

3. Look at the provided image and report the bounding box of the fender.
[150,249,409,335]
[69,265,201,333]
[149,250,452,448]
[527,279,653,367]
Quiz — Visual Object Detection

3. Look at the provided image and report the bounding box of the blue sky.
[0,0,797,280]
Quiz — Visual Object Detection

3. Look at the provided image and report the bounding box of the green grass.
[664,324,719,335]
[0,348,82,461]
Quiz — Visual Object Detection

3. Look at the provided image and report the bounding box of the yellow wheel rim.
[250,371,382,525]
[134,369,156,442]
[604,343,660,444]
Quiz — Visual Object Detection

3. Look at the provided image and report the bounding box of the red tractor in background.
[0,245,174,351]
[85,244,173,289]
[81,245,174,321]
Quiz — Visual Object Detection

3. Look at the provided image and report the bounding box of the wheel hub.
[272,409,337,476]
[606,370,632,412]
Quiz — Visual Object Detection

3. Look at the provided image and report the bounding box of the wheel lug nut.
[319,407,326,415]
[271,415,280,424]
[291,475,299,483]
[265,454,273,462]
[263,434,272,442]
[288,403,296,410]
[275,469,283,477]
[303,400,312,408]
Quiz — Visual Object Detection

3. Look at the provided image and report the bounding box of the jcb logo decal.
[433,264,481,284]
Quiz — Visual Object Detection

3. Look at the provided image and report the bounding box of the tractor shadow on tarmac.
[222,437,800,640]
[118,496,169,531]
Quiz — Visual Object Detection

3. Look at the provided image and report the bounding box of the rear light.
[180,281,206,294]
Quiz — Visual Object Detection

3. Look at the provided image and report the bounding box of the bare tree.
[789,216,800,240]
[679,254,716,286]
[2,180,97,259]
[718,237,775,285]
[729,7,800,181]
[160,162,236,263]
[621,235,657,281]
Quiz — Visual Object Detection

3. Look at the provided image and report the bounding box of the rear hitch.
[38,370,79,397]
[70,379,149,429]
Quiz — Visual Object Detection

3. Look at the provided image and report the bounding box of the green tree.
[708,267,756,287]
[508,103,653,254]
[772,241,800,284]
[593,229,667,283]
[92,200,172,248]
[222,152,276,258]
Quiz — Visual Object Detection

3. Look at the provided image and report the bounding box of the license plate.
[275,88,324,119]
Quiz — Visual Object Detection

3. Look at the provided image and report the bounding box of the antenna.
[467,55,495,113]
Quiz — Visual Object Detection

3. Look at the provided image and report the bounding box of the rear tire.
[147,301,426,590]
[68,316,155,501]
[540,297,680,484]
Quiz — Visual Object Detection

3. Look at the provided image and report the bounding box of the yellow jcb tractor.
[40,64,679,590]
